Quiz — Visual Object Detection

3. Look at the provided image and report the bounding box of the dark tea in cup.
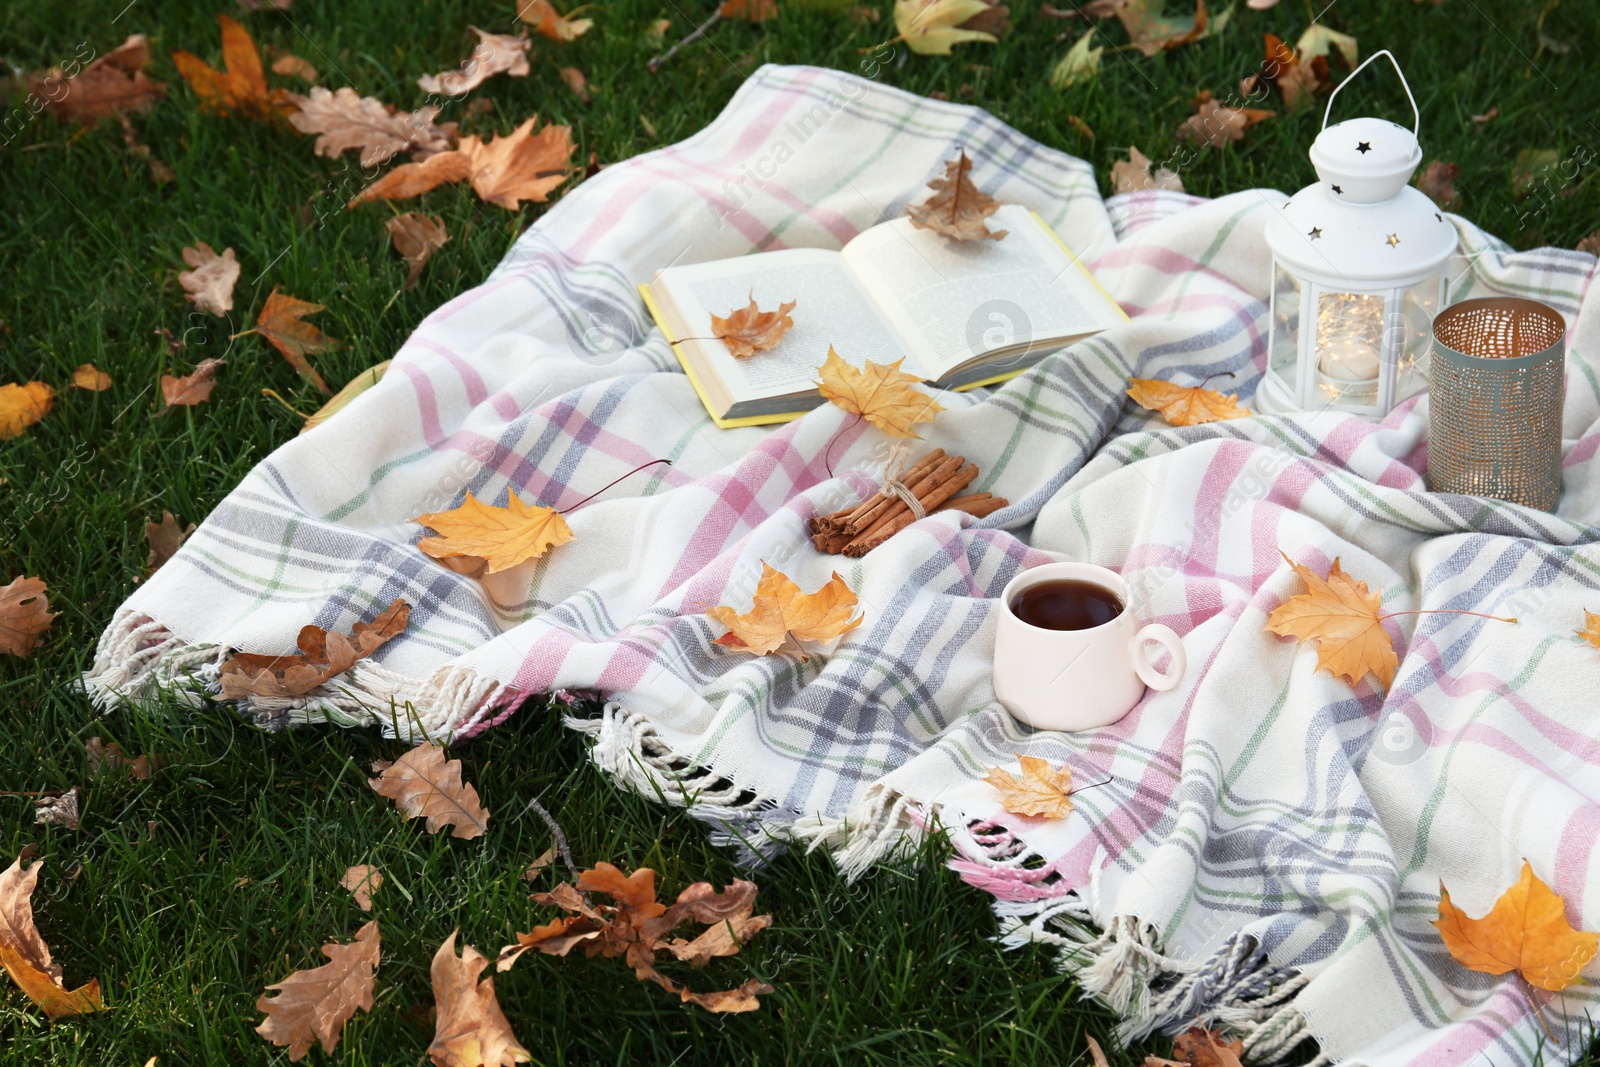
[1008,579,1123,631]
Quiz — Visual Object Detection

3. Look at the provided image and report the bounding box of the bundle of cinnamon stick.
[810,448,1008,557]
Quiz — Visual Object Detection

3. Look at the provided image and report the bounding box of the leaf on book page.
[1126,378,1247,425]
[815,347,943,438]
[711,295,796,358]
[905,150,1007,241]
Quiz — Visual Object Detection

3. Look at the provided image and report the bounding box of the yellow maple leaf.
[0,382,55,439]
[1263,553,1399,690]
[414,490,574,574]
[708,562,863,656]
[1127,378,1249,426]
[982,755,1076,820]
[815,347,943,438]
[1434,860,1599,992]
[892,0,1001,56]
[1577,610,1600,649]
[711,295,796,359]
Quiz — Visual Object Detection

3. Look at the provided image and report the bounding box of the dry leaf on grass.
[413,490,574,574]
[1296,23,1358,67]
[1256,32,1320,110]
[711,295,796,358]
[1048,30,1103,90]
[558,67,590,104]
[816,347,944,437]
[242,288,339,395]
[1578,611,1600,648]
[418,28,532,96]
[238,0,293,9]
[1435,860,1598,992]
[1110,146,1183,194]
[0,382,54,439]
[708,562,862,656]
[302,361,391,434]
[350,119,575,211]
[1512,149,1561,200]
[219,598,410,699]
[172,15,287,121]
[1086,1035,1112,1067]
[499,862,774,1013]
[286,87,455,169]
[1054,0,1212,55]
[386,214,450,290]
[0,857,102,1019]
[179,242,241,317]
[369,744,489,839]
[160,358,225,409]
[1578,232,1600,257]
[145,511,196,576]
[905,150,1006,241]
[891,0,1004,56]
[0,576,56,658]
[719,0,779,19]
[1264,553,1398,689]
[271,54,318,83]
[431,932,530,1066]
[1178,92,1273,149]
[32,34,166,125]
[1171,1027,1245,1067]
[1127,378,1249,426]
[33,789,80,831]
[339,866,383,911]
[522,848,557,881]
[517,0,594,42]
[982,756,1077,820]
[1415,160,1460,211]
[256,920,380,1060]
[85,737,156,780]
[72,364,113,392]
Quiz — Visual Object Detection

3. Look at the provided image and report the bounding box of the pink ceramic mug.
[992,562,1186,732]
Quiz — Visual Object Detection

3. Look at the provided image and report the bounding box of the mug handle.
[1130,624,1187,692]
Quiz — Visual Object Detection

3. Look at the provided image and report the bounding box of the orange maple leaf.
[517,0,595,41]
[159,358,225,409]
[982,755,1077,820]
[1577,611,1600,650]
[413,490,575,574]
[815,347,944,438]
[0,576,56,659]
[0,858,102,1019]
[349,119,575,211]
[255,921,380,1060]
[218,598,410,699]
[0,382,54,439]
[243,288,340,395]
[1127,378,1249,426]
[711,294,796,358]
[708,562,863,656]
[905,151,1007,242]
[171,15,287,121]
[1435,860,1599,992]
[1263,553,1399,689]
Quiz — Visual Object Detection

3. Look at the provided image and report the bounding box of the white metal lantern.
[1256,51,1458,418]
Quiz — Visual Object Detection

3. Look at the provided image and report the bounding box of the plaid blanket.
[86,65,1600,1066]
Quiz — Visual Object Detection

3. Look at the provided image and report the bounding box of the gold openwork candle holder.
[1426,297,1566,511]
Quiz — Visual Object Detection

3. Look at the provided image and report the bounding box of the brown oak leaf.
[1172,1027,1246,1067]
[708,562,862,656]
[339,865,383,911]
[72,364,113,392]
[286,87,455,168]
[246,288,339,395]
[1127,378,1249,425]
[0,576,56,658]
[430,932,531,1067]
[144,511,196,577]
[558,67,589,104]
[33,789,80,831]
[255,920,380,1060]
[1258,32,1320,110]
[369,744,489,840]
[1434,860,1598,992]
[159,358,225,409]
[982,755,1077,819]
[417,28,532,96]
[171,15,288,121]
[1416,160,1460,211]
[815,347,944,437]
[386,214,450,290]
[32,34,166,125]
[517,0,595,42]
[413,490,575,575]
[711,294,796,358]
[219,598,410,699]
[1178,92,1273,149]
[0,857,103,1019]
[178,242,240,317]
[1110,146,1183,194]
[0,382,54,439]
[905,150,1007,242]
[85,737,156,780]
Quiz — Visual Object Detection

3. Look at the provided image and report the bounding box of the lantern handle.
[1320,49,1420,138]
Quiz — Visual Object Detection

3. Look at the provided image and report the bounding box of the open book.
[639,204,1127,428]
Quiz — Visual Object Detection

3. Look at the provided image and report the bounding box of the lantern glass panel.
[1268,264,1302,382]
[1314,289,1387,407]
[1393,279,1441,401]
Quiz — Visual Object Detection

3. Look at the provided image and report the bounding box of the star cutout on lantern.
[1357,141,1373,154]
[1308,227,1323,240]
[1331,184,1344,195]
[1386,233,1402,247]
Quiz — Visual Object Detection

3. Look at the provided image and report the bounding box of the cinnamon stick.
[845,450,953,535]
[851,454,967,539]
[843,462,979,556]
[840,448,945,531]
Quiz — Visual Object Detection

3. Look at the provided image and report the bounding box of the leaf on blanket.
[369,744,489,839]
[892,0,1005,56]
[160,358,225,409]
[413,490,575,574]
[1578,611,1600,649]
[285,87,456,169]
[339,865,383,911]
[244,288,340,395]
[707,562,863,657]
[1263,553,1398,690]
[711,294,796,358]
[431,931,531,1066]
[172,16,289,121]
[72,363,114,392]
[1171,1027,1245,1067]
[349,118,575,211]
[0,857,103,1019]
[1111,146,1183,194]
[179,242,241,317]
[815,347,944,438]
[218,598,410,699]
[1126,378,1249,426]
[1178,92,1273,149]
[0,381,55,439]
[518,0,595,42]
[905,150,1006,241]
[0,576,56,658]
[1434,860,1598,992]
[498,862,774,1012]
[983,755,1077,820]
[417,28,532,96]
[145,511,196,577]
[29,34,166,126]
[256,920,380,1060]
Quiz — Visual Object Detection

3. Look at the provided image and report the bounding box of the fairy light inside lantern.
[1256,51,1458,418]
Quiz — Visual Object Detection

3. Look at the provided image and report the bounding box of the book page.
[841,204,1124,379]
[657,249,917,401]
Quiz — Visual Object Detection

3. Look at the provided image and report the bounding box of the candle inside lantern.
[1315,292,1385,403]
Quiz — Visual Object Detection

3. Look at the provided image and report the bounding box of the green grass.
[1,0,1598,1063]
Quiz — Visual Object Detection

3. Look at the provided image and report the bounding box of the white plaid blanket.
[87,65,1600,1066]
